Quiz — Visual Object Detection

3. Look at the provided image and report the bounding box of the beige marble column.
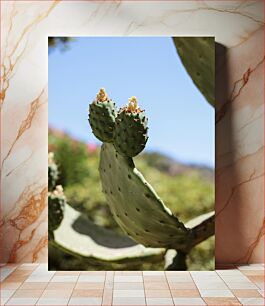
[215,28,264,263]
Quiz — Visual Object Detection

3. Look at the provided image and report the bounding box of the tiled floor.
[0,264,264,305]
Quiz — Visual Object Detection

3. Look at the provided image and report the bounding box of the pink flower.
[87,143,97,153]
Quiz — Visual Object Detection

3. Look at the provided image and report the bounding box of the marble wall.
[0,1,264,263]
[215,27,264,264]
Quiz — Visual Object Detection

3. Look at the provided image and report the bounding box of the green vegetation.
[48,37,74,52]
[48,127,214,270]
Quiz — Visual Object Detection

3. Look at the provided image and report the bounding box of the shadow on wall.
[215,42,244,264]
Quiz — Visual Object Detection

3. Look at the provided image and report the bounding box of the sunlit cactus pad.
[99,143,193,250]
[89,88,117,142]
[173,37,215,106]
[53,203,165,267]
[114,97,148,157]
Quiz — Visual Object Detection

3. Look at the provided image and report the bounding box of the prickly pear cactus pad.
[48,185,66,233]
[88,88,117,142]
[99,143,193,250]
[173,37,215,106]
[53,203,165,267]
[114,97,148,157]
[48,152,59,192]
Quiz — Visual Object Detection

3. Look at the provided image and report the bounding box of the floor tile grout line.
[73,271,81,290]
[217,271,258,291]
[110,271,114,306]
[198,267,248,305]
[164,270,175,305]
[218,265,259,294]
[64,290,73,306]
[190,269,237,302]
[66,271,80,305]
[101,270,107,306]
[142,270,148,306]
[232,266,254,305]
[200,269,243,306]
[217,268,250,279]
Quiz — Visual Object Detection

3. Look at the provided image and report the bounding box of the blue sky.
[49,37,214,167]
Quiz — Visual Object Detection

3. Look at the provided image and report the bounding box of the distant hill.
[140,152,214,182]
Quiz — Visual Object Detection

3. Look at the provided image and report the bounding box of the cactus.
[49,87,214,270]
[48,152,65,239]
[173,37,215,106]
[114,97,148,157]
[52,203,165,269]
[88,89,215,265]
[48,151,164,269]
[100,143,192,251]
[48,152,59,191]
[48,185,66,239]
[88,88,117,142]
